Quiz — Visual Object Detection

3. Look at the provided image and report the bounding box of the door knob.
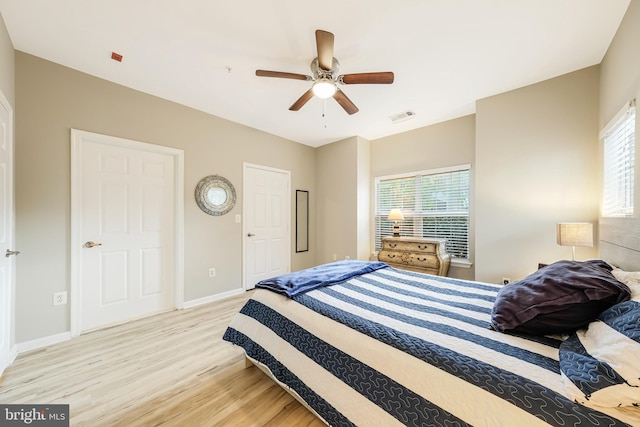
[247,233,255,237]
[84,241,103,248]
[5,249,20,257]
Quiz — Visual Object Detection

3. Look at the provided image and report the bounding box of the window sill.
[451,258,472,269]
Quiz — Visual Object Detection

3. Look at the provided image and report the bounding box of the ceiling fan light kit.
[255,29,394,115]
[312,79,336,98]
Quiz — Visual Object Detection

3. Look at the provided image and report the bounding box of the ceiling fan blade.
[339,72,395,85]
[289,89,315,111]
[256,70,311,81]
[333,89,359,115]
[315,30,335,71]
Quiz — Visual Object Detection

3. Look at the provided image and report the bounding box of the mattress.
[223,266,640,426]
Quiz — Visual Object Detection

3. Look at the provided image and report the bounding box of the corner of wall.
[356,137,371,260]
[0,11,15,106]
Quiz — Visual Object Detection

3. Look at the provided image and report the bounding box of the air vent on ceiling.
[389,110,415,124]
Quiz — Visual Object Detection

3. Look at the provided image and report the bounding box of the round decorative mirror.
[195,175,236,216]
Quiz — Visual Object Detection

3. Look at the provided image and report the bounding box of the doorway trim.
[70,129,184,337]
[0,88,17,374]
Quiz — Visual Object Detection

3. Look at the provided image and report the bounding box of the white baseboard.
[183,288,245,309]
[13,290,244,355]
[17,331,72,354]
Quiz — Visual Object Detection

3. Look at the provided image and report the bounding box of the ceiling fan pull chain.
[322,99,329,129]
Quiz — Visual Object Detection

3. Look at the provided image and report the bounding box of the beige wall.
[316,136,371,263]
[475,66,600,284]
[370,115,476,280]
[316,137,358,263]
[356,136,371,260]
[600,0,640,129]
[0,13,13,106]
[15,52,316,342]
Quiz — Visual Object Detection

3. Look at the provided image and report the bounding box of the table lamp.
[556,222,593,261]
[387,209,404,237]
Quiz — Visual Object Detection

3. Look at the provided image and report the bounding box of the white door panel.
[74,131,179,332]
[100,251,128,304]
[243,164,290,289]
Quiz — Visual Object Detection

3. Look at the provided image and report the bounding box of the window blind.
[602,101,635,217]
[375,166,470,259]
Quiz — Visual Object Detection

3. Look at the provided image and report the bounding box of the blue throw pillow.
[559,299,640,407]
[490,260,630,335]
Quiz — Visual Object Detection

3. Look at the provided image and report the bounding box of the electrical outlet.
[209,268,216,278]
[332,254,337,261]
[502,277,511,285]
[345,256,351,260]
[53,291,67,306]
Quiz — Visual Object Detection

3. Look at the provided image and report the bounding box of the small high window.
[602,100,635,217]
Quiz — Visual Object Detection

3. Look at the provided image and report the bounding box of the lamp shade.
[556,223,593,247]
[387,209,404,221]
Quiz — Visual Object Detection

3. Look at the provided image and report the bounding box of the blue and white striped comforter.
[223,267,640,426]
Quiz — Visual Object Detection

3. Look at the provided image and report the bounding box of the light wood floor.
[0,291,325,426]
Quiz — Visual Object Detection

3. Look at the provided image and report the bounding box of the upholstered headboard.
[599,217,640,271]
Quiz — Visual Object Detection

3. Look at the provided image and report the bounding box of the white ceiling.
[0,0,631,147]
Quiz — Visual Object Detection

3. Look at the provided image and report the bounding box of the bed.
[223,227,640,426]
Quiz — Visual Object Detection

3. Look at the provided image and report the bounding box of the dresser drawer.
[378,251,440,269]
[382,239,437,254]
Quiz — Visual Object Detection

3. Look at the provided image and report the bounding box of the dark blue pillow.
[490,260,630,335]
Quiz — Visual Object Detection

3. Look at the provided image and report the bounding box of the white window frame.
[601,99,635,217]
[374,164,471,264]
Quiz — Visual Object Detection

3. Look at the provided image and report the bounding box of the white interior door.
[243,163,290,290]
[0,91,16,374]
[72,130,183,332]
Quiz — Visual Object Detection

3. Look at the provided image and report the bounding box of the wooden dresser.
[378,236,451,276]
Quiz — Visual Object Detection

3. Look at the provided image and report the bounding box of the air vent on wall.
[389,110,415,124]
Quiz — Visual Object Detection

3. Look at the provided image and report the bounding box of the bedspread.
[224,266,640,426]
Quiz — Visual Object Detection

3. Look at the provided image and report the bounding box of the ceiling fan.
[256,30,394,115]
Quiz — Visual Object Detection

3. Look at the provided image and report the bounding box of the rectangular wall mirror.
[296,190,309,253]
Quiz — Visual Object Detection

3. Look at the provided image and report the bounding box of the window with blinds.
[375,165,470,259]
[602,101,635,217]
